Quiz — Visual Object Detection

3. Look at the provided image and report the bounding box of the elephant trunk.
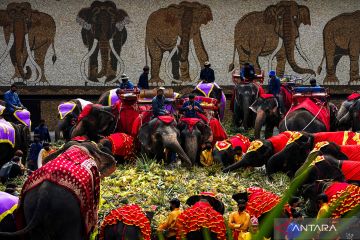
[97,40,110,78]
[162,135,192,167]
[242,95,251,129]
[13,19,30,80]
[254,109,266,139]
[183,134,199,165]
[282,17,315,75]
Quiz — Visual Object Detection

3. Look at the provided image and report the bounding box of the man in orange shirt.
[229,200,251,240]
[157,198,182,240]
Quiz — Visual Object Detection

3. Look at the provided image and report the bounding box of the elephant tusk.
[268,38,283,71]
[0,33,14,66]
[25,34,42,83]
[295,38,313,69]
[165,36,181,81]
[80,38,98,81]
[109,38,124,81]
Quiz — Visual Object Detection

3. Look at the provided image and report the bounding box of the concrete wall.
[0,0,359,87]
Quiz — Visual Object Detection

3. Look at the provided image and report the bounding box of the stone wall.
[0,0,359,88]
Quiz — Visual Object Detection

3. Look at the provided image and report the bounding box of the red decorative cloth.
[176,201,226,240]
[260,93,275,99]
[180,117,202,132]
[215,134,250,152]
[268,131,293,153]
[339,145,360,161]
[347,93,360,101]
[131,106,152,137]
[115,101,142,136]
[313,131,360,145]
[325,182,360,218]
[289,98,330,131]
[280,85,293,111]
[78,104,93,122]
[245,187,280,218]
[107,133,134,157]
[158,115,175,124]
[71,136,89,141]
[341,161,360,181]
[99,204,151,240]
[209,118,228,144]
[18,146,100,238]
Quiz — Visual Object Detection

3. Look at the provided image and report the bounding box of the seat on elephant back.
[0,119,16,149]
[347,93,360,101]
[5,109,31,127]
[0,191,18,223]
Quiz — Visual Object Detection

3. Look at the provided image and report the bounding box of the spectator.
[229,200,251,240]
[37,142,53,168]
[285,211,303,240]
[242,216,260,240]
[119,74,134,90]
[240,63,256,81]
[3,84,24,122]
[200,141,213,167]
[157,198,182,240]
[138,66,150,89]
[200,61,215,83]
[0,155,25,184]
[27,134,42,171]
[180,94,204,118]
[152,87,171,117]
[34,119,51,142]
[267,70,281,96]
[316,193,329,219]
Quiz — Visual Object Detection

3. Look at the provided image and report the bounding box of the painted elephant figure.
[232,83,258,129]
[0,192,18,238]
[251,95,280,139]
[229,1,314,76]
[178,118,212,165]
[138,116,192,167]
[145,1,212,84]
[317,10,360,84]
[337,94,360,131]
[55,98,92,141]
[0,2,56,84]
[99,204,154,240]
[0,142,116,240]
[0,120,30,167]
[77,1,130,83]
[223,131,293,173]
[71,104,116,142]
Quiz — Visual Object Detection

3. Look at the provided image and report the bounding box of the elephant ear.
[298,5,311,25]
[263,5,277,24]
[43,141,74,164]
[0,10,9,27]
[76,7,92,30]
[138,122,151,149]
[197,121,212,143]
[115,9,131,32]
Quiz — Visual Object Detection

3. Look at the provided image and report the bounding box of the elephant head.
[77,1,130,81]
[0,2,42,81]
[178,119,212,165]
[138,118,192,167]
[251,97,279,139]
[233,84,258,129]
[264,1,315,75]
[43,141,116,178]
[337,99,360,131]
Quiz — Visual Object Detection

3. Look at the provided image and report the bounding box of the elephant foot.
[180,76,192,82]
[88,76,99,82]
[104,74,116,83]
[323,75,339,84]
[349,76,360,85]
[149,77,165,85]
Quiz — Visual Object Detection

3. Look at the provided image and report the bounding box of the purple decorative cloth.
[195,82,226,120]
[0,192,18,222]
[108,89,119,106]
[13,109,31,127]
[0,119,15,147]
[58,101,76,119]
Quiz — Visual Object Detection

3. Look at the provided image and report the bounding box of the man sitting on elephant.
[152,87,171,117]
[119,74,134,90]
[240,63,256,81]
[181,94,205,119]
[200,61,215,83]
[3,84,24,122]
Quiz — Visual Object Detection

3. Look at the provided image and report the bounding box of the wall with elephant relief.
[0,0,359,88]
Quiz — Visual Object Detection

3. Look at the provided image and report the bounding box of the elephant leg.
[275,46,286,76]
[349,42,360,83]
[180,59,191,82]
[148,40,164,84]
[9,46,30,80]
[238,47,249,69]
[171,50,180,80]
[193,31,209,67]
[264,122,275,139]
[34,43,51,83]
[323,40,339,83]
[88,45,100,82]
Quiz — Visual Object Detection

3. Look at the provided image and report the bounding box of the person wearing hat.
[37,142,54,168]
[240,63,256,81]
[200,61,215,83]
[0,155,25,184]
[267,70,281,97]
[138,66,150,89]
[180,94,204,119]
[157,198,182,240]
[229,200,251,240]
[119,74,134,90]
[3,84,25,122]
[152,87,171,117]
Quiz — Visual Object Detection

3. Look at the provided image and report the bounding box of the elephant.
[145,1,213,84]
[222,131,293,173]
[0,2,56,84]
[232,83,259,129]
[0,141,116,240]
[229,1,315,76]
[0,192,18,237]
[317,10,360,84]
[55,98,92,141]
[251,95,280,139]
[177,118,212,165]
[99,204,155,240]
[77,1,130,83]
[138,116,192,167]
[337,95,360,131]
[71,104,116,142]
[97,88,119,106]
[0,120,31,167]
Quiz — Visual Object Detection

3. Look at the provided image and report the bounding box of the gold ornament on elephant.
[246,140,264,153]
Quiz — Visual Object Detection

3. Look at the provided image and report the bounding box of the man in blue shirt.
[268,70,281,96]
[152,87,171,117]
[137,66,149,89]
[200,61,215,83]
[27,134,43,171]
[4,84,24,116]
[34,119,51,142]
[119,74,134,90]
[181,94,204,118]
[240,62,256,81]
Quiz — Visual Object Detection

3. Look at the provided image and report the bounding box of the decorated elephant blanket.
[130,105,152,137]
[0,191,18,222]
[280,85,293,110]
[0,119,15,148]
[209,118,227,144]
[215,134,250,153]
[341,161,360,182]
[312,131,360,145]
[13,109,31,127]
[176,201,226,240]
[107,133,134,157]
[347,93,360,101]
[339,145,360,161]
[17,146,100,237]
[58,101,77,119]
[108,88,119,106]
[267,131,293,153]
[324,182,360,218]
[115,101,142,135]
[288,98,330,131]
[99,204,151,240]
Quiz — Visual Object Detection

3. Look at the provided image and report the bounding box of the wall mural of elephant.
[317,10,360,84]
[229,1,314,77]
[0,2,56,84]
[145,1,212,84]
[77,1,130,84]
